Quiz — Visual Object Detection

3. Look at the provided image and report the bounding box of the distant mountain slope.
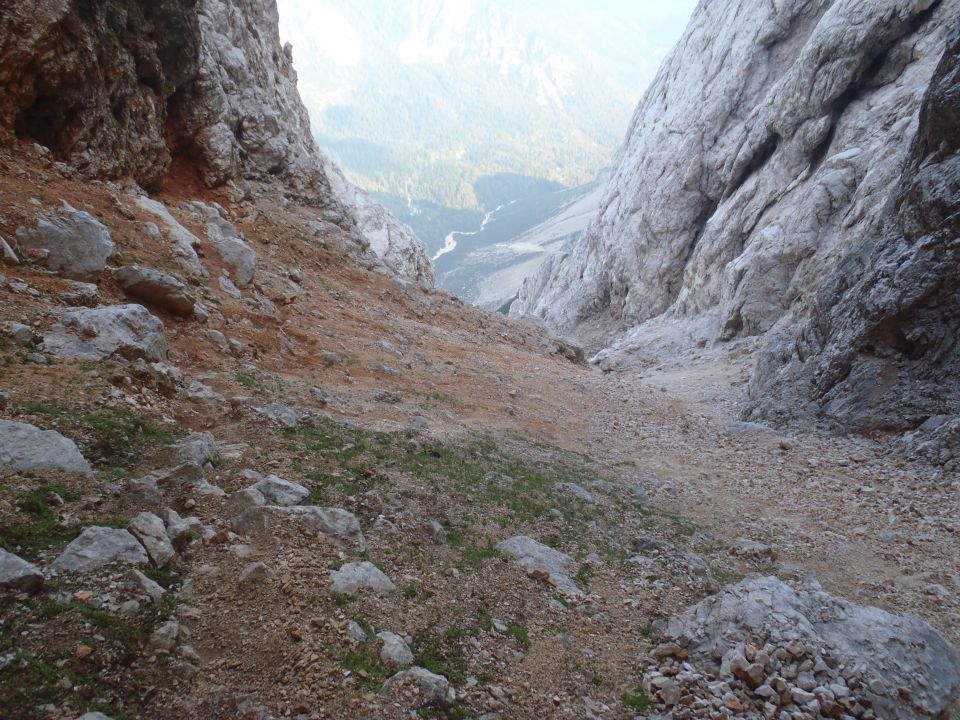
[276,0,695,210]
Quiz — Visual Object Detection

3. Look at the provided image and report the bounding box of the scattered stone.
[134,196,205,277]
[0,236,17,265]
[60,280,100,306]
[730,538,777,561]
[0,548,44,592]
[150,619,180,652]
[252,475,310,506]
[1,321,35,345]
[382,667,453,707]
[16,204,115,280]
[115,265,196,317]
[238,561,273,587]
[497,536,582,597]
[232,506,366,551]
[256,403,301,429]
[0,420,93,476]
[348,620,369,643]
[644,576,960,720]
[51,527,149,573]
[128,512,176,567]
[330,561,396,596]
[425,520,447,544]
[227,487,267,514]
[218,275,241,298]
[161,508,208,550]
[193,202,257,286]
[377,631,415,666]
[75,710,114,719]
[555,482,594,503]
[173,432,218,466]
[127,569,166,603]
[44,304,167,362]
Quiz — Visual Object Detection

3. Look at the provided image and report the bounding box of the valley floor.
[0,145,956,719]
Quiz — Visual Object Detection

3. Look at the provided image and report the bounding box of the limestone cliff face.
[746,28,960,433]
[512,0,958,434]
[0,0,433,286]
[514,0,956,342]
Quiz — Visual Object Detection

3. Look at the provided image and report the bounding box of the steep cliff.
[747,28,960,434]
[0,0,433,286]
[512,0,958,435]
[514,0,955,338]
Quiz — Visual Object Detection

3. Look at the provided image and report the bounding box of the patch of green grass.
[552,595,571,609]
[414,629,471,685]
[418,702,471,719]
[459,542,500,568]
[712,567,745,585]
[143,567,180,589]
[402,584,419,599]
[18,401,64,417]
[32,599,141,645]
[575,564,595,588]
[339,645,390,688]
[235,370,274,397]
[82,408,174,465]
[623,688,652,712]
[639,622,654,637]
[0,652,64,718]
[506,623,530,649]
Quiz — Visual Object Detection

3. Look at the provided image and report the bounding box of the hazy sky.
[277,1,700,88]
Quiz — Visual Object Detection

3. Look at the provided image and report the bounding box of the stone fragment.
[172,432,218,466]
[128,512,176,567]
[115,265,195,317]
[231,506,366,551]
[497,536,582,597]
[44,304,167,362]
[0,236,18,265]
[16,204,115,280]
[127,569,166,603]
[348,620,368,643]
[0,420,93,476]
[555,482,594,503]
[381,667,452,707]
[0,549,44,592]
[238,561,273,587]
[51,527,149,573]
[377,631,414,666]
[730,539,777,562]
[330,561,395,596]
[252,475,309,506]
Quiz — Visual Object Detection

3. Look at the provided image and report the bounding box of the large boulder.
[51,526,149,573]
[0,420,92,476]
[0,549,44,592]
[497,536,582,597]
[16,205,115,281]
[660,577,960,720]
[44,304,167,362]
[114,265,196,317]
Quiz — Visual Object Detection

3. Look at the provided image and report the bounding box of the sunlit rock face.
[513,0,959,431]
